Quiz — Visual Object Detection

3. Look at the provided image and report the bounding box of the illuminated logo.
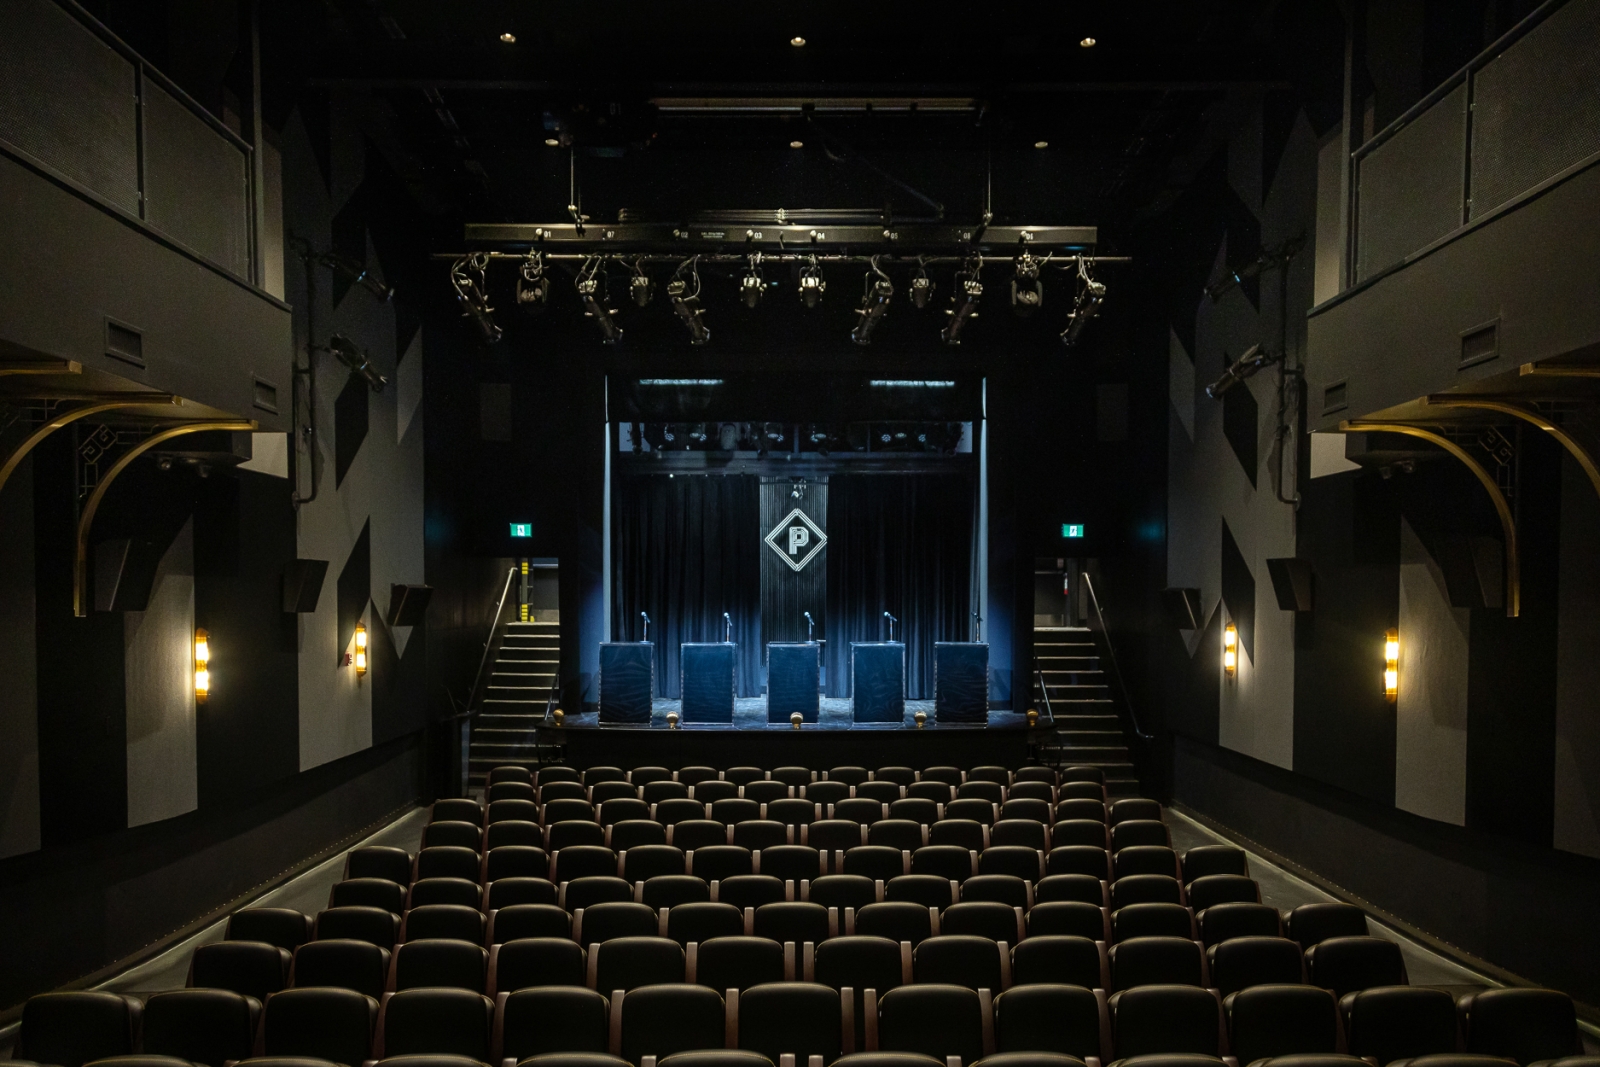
[764,508,828,572]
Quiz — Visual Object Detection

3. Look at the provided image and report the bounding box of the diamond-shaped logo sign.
[764,507,828,572]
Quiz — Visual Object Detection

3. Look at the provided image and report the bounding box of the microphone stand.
[883,611,898,643]
[804,611,815,642]
[641,612,650,643]
[723,612,732,644]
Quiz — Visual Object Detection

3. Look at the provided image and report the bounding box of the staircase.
[1033,626,1141,797]
[467,619,559,788]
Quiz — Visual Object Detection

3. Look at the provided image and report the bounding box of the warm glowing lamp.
[1384,628,1399,700]
[1223,622,1238,675]
[194,627,210,703]
[354,622,368,675]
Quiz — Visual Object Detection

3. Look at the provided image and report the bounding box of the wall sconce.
[1223,622,1238,676]
[1384,628,1399,701]
[194,627,210,703]
[354,622,368,676]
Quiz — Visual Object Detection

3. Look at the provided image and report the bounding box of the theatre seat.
[655,800,710,827]
[535,767,581,785]
[1340,986,1460,1064]
[1056,783,1107,803]
[631,767,673,786]
[1303,937,1407,998]
[1179,847,1248,882]
[377,989,493,1061]
[691,936,786,991]
[807,875,880,912]
[592,783,641,806]
[230,909,316,951]
[1114,847,1180,881]
[989,820,1048,850]
[592,936,686,993]
[854,902,935,945]
[432,800,484,825]
[574,902,658,947]
[561,877,633,912]
[962,874,1031,910]
[1207,937,1304,994]
[858,782,904,805]
[808,820,867,853]
[1196,903,1282,947]
[669,821,729,851]
[1225,985,1341,1064]
[490,765,534,786]
[411,878,484,910]
[979,847,1046,882]
[737,982,844,1065]
[814,935,908,1049]
[1109,822,1170,853]
[717,875,787,910]
[690,845,753,882]
[1110,876,1182,910]
[1284,904,1368,948]
[994,984,1107,1061]
[1000,800,1052,824]
[831,1056,943,1067]
[805,782,852,807]
[424,822,484,852]
[771,767,815,788]
[640,875,711,910]
[1035,875,1107,908]
[1047,847,1111,881]
[391,940,489,993]
[1111,904,1193,943]
[489,903,571,944]
[733,820,790,850]
[710,799,762,826]
[316,907,401,951]
[1108,938,1206,991]
[487,938,586,993]
[1008,783,1057,804]
[1027,903,1108,943]
[497,987,610,1059]
[908,783,954,805]
[1011,937,1106,989]
[753,901,833,945]
[349,847,416,887]
[1459,988,1581,1065]
[911,845,977,882]
[540,784,588,804]
[959,783,1002,804]
[887,874,957,909]
[944,799,998,825]
[189,940,293,1001]
[493,801,544,826]
[584,767,628,786]
[331,879,407,913]
[402,906,487,946]
[616,985,726,1065]
[418,848,484,885]
[643,782,690,805]
[292,939,392,999]
[610,821,669,851]
[942,902,1024,944]
[620,845,687,883]
[869,819,927,851]
[600,800,652,827]
[18,993,142,1067]
[1184,876,1259,912]
[878,985,988,1067]
[258,987,379,1067]
[1056,800,1109,825]
[554,847,619,883]
[548,823,607,851]
[913,935,1007,992]
[1051,822,1111,850]
[1108,985,1224,1059]
[666,902,745,946]
[834,799,888,826]
[845,846,909,882]
[929,819,987,851]
[678,767,721,788]
[765,799,819,827]
[693,782,739,804]
[758,844,823,882]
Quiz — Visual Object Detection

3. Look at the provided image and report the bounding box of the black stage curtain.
[825,473,976,699]
[612,475,763,698]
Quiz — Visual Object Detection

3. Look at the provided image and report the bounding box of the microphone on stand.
[640,611,650,642]
[723,612,732,643]
[804,611,814,641]
[883,611,898,643]
[972,610,982,642]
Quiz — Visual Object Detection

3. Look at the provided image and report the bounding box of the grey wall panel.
[1307,161,1600,428]
[0,453,41,859]
[1355,82,1466,281]
[142,82,251,280]
[124,519,198,829]
[1394,516,1469,826]
[0,153,290,430]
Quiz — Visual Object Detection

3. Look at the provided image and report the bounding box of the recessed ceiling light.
[544,138,559,147]
[790,36,806,47]
[499,31,516,43]
[790,140,804,148]
[1079,36,1096,48]
[1034,140,1049,149]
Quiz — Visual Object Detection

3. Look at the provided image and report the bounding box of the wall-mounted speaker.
[388,584,433,626]
[282,559,330,613]
[1161,587,1203,631]
[1265,557,1315,612]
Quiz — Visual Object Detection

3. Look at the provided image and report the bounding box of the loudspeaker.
[388,584,433,626]
[1161,588,1203,631]
[94,538,162,612]
[282,559,330,613]
[1265,558,1315,612]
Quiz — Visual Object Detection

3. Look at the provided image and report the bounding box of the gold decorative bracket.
[1341,419,1520,617]
[0,359,81,377]
[1425,394,1600,503]
[74,419,256,616]
[1521,362,1600,378]
[0,395,177,500]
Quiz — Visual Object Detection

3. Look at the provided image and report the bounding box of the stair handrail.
[1081,572,1153,742]
[468,566,520,712]
[1033,657,1056,727]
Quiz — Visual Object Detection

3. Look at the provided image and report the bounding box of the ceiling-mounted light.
[451,253,502,345]
[543,137,559,147]
[1034,140,1049,149]
[790,140,804,149]
[1080,36,1097,47]
[910,259,935,309]
[941,259,982,346]
[193,627,210,704]
[1060,255,1106,348]
[740,254,765,308]
[1011,253,1044,317]
[790,35,807,46]
[799,257,825,308]
[851,257,893,346]
[515,251,549,312]
[499,31,516,43]
[324,334,388,393]
[668,257,710,345]
[576,257,623,344]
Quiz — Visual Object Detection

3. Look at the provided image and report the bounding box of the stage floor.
[561,697,1029,731]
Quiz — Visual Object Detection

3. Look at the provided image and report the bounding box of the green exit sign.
[1062,524,1085,539]
[509,523,533,538]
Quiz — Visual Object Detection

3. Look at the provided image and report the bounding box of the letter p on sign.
[788,526,810,555]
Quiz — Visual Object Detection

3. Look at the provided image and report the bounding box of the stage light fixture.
[1011,253,1044,317]
[499,31,516,43]
[1080,36,1097,47]
[1223,622,1238,675]
[790,140,804,149]
[544,137,559,147]
[668,257,711,344]
[941,259,982,345]
[740,255,765,308]
[1384,628,1399,700]
[1205,343,1281,399]
[1060,255,1106,348]
[193,627,210,703]
[451,253,502,344]
[1034,140,1049,149]
[324,334,388,393]
[851,257,894,346]
[515,252,550,311]
[910,259,935,308]
[628,261,655,307]
[790,35,806,46]
[354,622,368,675]
[799,257,825,307]
[576,258,623,344]
[313,252,395,302]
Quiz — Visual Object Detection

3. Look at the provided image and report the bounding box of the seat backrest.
[630,767,674,786]
[1057,782,1106,803]
[189,941,292,1001]
[611,820,670,851]
[260,986,379,1065]
[380,987,494,1060]
[1110,874,1182,909]
[911,845,976,881]
[969,766,1010,785]
[1010,936,1105,989]
[878,984,986,1066]
[959,782,1005,804]
[733,820,790,850]
[854,902,934,946]
[18,992,141,1067]
[753,901,832,945]
[1226,984,1341,1065]
[944,799,997,825]
[424,820,484,852]
[401,905,486,946]
[758,844,823,882]
[1197,902,1281,947]
[693,935,786,991]
[919,767,963,786]
[491,781,537,802]
[1113,846,1180,880]
[908,782,954,805]
[887,874,959,909]
[1304,937,1407,998]
[488,936,586,994]
[1208,937,1304,995]
[805,781,852,807]
[347,846,414,886]
[806,874,879,911]
[1055,800,1109,825]
[844,845,908,881]
[540,783,589,804]
[1180,846,1248,882]
[1013,767,1058,785]
[994,984,1105,1060]
[621,844,687,883]
[393,939,489,993]
[1462,988,1580,1064]
[498,986,610,1059]
[677,767,720,787]
[229,907,315,950]
[656,799,711,827]
[1284,903,1368,948]
[738,982,844,1064]
[575,902,660,947]
[766,799,819,827]
[941,902,1023,944]
[875,766,915,786]
[690,844,753,882]
[1034,874,1106,907]
[618,984,727,1064]
[929,819,986,851]
[489,765,534,786]
[1046,846,1110,881]
[555,846,620,883]
[913,935,1005,991]
[828,766,870,786]
[711,799,763,826]
[989,820,1048,850]
[1026,903,1107,943]
[410,877,484,910]
[717,875,788,911]
[485,846,550,883]
[1059,767,1105,786]
[600,798,652,826]
[869,818,927,851]
[670,819,729,851]
[999,799,1052,824]
[592,782,641,805]
[640,874,712,910]
[771,766,815,787]
[1109,799,1162,825]
[643,781,691,804]
[1108,984,1222,1058]
[1108,937,1205,991]
[1109,821,1170,852]
[814,935,906,1051]
[561,876,634,911]
[834,798,887,826]
[858,781,904,804]
[979,846,1045,882]
[593,936,687,993]
[725,767,766,786]
[316,906,400,950]
[1007,782,1056,803]
[666,902,745,946]
[542,799,597,825]
[1342,986,1460,1063]
[693,781,740,804]
[416,847,483,884]
[535,766,581,786]
[491,799,543,825]
[1185,875,1260,912]
[1051,821,1110,850]
[292,938,391,999]
[1111,903,1193,943]
[807,818,866,852]
[549,820,608,850]
[431,799,483,825]
[584,767,627,785]
[489,903,571,944]
[961,874,1030,910]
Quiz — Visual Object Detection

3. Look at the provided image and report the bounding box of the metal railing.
[1081,572,1152,743]
[1033,658,1056,727]
[467,566,520,712]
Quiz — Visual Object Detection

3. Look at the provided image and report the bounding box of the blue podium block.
[599,642,653,724]
[852,642,905,723]
[768,643,820,723]
[935,642,989,723]
[681,642,736,723]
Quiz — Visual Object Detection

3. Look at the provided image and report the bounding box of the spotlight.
[1011,253,1043,317]
[628,261,655,307]
[544,137,559,147]
[668,257,711,345]
[193,627,210,703]
[1223,622,1237,676]
[1060,255,1106,348]
[790,35,806,46]
[1034,140,1049,149]
[451,253,502,344]
[1384,628,1399,700]
[314,252,394,302]
[790,140,804,149]
[741,255,765,308]
[499,31,516,43]
[799,257,825,308]
[851,257,893,346]
[324,334,388,392]
[1080,36,1097,47]
[354,622,368,675]
[1205,343,1282,399]
[941,260,982,346]
[515,252,549,311]
[576,258,623,344]
[910,259,935,308]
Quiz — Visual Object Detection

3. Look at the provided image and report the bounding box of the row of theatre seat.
[12,765,1591,1067]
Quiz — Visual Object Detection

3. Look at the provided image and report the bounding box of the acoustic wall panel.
[142,80,251,278]
[124,519,198,828]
